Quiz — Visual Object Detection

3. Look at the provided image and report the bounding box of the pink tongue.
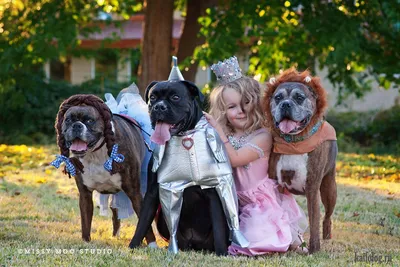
[151,122,173,145]
[70,139,88,151]
[278,119,298,134]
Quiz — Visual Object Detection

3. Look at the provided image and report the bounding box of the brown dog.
[263,68,337,253]
[52,94,156,246]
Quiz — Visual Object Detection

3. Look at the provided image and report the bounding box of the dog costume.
[152,57,249,253]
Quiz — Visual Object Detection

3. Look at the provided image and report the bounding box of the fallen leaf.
[36,178,47,184]
[352,212,360,217]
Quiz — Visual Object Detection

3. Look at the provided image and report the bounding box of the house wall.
[194,59,399,112]
[117,50,131,83]
[194,66,210,88]
[65,54,399,112]
[316,67,399,112]
[70,57,94,85]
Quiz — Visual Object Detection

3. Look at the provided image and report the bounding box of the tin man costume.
[153,57,249,253]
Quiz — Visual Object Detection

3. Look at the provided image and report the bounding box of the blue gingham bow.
[104,144,125,172]
[50,155,76,176]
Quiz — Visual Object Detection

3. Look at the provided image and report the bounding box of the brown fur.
[263,68,337,254]
[54,94,156,246]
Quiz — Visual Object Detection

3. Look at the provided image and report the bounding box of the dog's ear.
[181,80,205,104]
[145,81,159,103]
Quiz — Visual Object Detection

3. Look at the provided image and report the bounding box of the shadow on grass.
[0,175,399,266]
[0,179,141,248]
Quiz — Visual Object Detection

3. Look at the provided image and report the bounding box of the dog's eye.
[296,94,305,101]
[86,119,94,124]
[171,95,180,101]
[149,95,156,101]
[274,95,283,101]
[65,118,71,123]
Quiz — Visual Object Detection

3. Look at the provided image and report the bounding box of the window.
[50,58,71,82]
[95,49,117,81]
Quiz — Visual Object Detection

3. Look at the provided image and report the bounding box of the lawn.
[0,145,399,266]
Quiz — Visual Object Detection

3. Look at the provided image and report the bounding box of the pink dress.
[228,129,308,256]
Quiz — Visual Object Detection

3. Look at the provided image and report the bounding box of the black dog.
[129,80,230,255]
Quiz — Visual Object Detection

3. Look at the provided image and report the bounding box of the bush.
[0,72,132,145]
[326,106,400,155]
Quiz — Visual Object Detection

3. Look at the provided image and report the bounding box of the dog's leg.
[111,207,121,237]
[305,184,321,254]
[320,169,337,240]
[124,187,157,245]
[159,185,184,254]
[204,188,229,256]
[123,183,157,246]
[74,175,93,242]
[215,176,249,248]
[129,163,159,249]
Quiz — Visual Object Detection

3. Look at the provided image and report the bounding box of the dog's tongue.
[151,122,173,145]
[279,119,298,134]
[70,139,88,151]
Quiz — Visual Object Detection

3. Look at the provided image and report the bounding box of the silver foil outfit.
[152,116,249,253]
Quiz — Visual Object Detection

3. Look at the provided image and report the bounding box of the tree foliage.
[0,0,140,78]
[194,0,400,101]
[0,0,139,143]
[0,0,399,143]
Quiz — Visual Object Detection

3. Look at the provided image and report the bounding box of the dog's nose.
[73,123,83,131]
[153,102,167,112]
[281,101,292,110]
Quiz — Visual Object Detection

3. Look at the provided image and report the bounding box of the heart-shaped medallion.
[182,137,194,150]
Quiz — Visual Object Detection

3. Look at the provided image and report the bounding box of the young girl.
[204,56,308,256]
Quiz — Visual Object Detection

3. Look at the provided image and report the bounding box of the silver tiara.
[211,56,242,84]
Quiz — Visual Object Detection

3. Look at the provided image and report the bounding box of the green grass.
[0,145,399,266]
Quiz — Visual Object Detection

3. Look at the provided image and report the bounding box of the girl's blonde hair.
[209,76,266,134]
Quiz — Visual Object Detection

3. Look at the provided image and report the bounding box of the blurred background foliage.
[326,106,400,155]
[0,0,399,154]
[194,0,400,100]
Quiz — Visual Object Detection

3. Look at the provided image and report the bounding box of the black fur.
[129,80,229,255]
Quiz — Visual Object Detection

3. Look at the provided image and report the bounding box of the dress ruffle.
[228,178,308,256]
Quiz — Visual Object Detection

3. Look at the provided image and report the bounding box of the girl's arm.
[204,112,272,168]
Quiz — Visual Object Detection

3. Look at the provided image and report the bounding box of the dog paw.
[112,229,120,237]
[147,241,159,249]
[308,242,320,254]
[293,245,309,255]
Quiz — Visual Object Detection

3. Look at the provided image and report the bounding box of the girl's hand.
[203,112,218,128]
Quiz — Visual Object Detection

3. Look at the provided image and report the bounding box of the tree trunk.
[177,0,217,82]
[138,0,174,96]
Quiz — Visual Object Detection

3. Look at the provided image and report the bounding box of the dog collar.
[92,138,106,152]
[280,120,323,143]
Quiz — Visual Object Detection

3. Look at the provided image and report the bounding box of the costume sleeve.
[205,125,228,163]
[152,144,165,172]
[243,128,271,159]
[244,142,265,158]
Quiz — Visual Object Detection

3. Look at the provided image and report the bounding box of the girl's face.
[222,87,250,133]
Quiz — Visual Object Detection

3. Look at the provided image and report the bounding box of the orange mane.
[262,67,328,137]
